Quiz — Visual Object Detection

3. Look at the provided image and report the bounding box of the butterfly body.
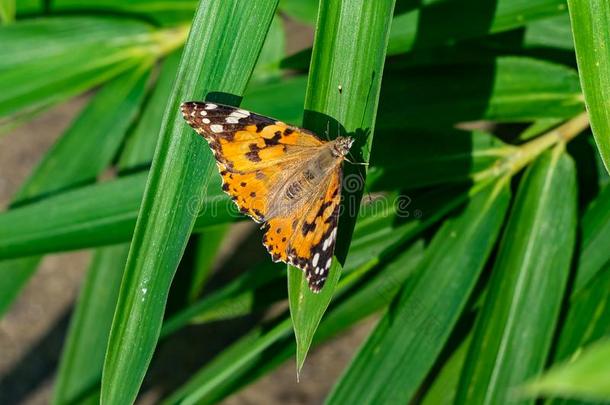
[181,101,353,292]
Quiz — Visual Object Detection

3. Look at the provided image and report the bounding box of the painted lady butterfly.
[181,102,353,292]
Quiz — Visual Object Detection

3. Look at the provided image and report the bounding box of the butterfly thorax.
[331,136,355,157]
[266,139,350,219]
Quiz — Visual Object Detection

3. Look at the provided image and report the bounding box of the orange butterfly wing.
[181,101,343,292]
[181,102,322,222]
[263,169,341,291]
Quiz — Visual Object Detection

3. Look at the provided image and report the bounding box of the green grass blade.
[14,67,150,203]
[288,0,396,374]
[186,225,230,302]
[101,1,279,403]
[388,0,568,55]
[370,128,516,190]
[455,145,577,405]
[118,50,182,172]
[167,179,514,402]
[326,180,511,405]
[421,334,474,405]
[283,0,569,65]
[163,239,426,405]
[0,172,234,259]
[0,0,15,24]
[524,338,610,402]
[52,244,129,405]
[250,15,285,83]
[568,0,610,173]
[0,172,146,258]
[278,0,318,25]
[574,185,610,292]
[53,45,194,403]
[48,0,196,26]
[379,57,583,127]
[0,256,40,315]
[0,67,151,315]
[0,17,186,130]
[549,265,610,404]
[288,258,341,376]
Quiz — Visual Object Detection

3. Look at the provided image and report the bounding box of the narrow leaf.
[0,16,186,129]
[101,1,279,403]
[387,0,568,55]
[288,0,397,373]
[379,57,583,127]
[568,0,610,173]
[0,0,15,24]
[52,245,129,405]
[0,68,150,315]
[14,67,150,203]
[456,146,578,405]
[575,184,610,292]
[118,50,182,172]
[524,338,610,401]
[327,179,511,404]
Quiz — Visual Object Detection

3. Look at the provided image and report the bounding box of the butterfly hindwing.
[286,169,341,291]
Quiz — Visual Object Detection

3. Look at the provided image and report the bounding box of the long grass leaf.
[524,338,610,402]
[101,1,279,403]
[455,145,577,404]
[379,57,583,127]
[0,0,15,24]
[0,16,185,130]
[163,239,426,405]
[326,179,511,404]
[0,67,150,315]
[119,50,182,173]
[288,0,397,374]
[568,0,610,173]
[0,172,234,259]
[52,245,129,405]
[48,0,197,26]
[14,67,150,203]
[388,0,568,55]
[575,184,610,292]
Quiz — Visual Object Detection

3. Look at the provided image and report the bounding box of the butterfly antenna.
[323,121,331,141]
[344,156,369,166]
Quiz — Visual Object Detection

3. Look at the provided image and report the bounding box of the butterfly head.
[332,136,354,158]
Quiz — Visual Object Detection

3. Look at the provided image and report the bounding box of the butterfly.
[181,101,354,292]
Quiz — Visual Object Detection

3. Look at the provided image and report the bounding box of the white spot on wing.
[205,103,218,110]
[226,117,239,124]
[211,124,223,133]
[199,110,207,116]
[237,109,250,116]
[312,253,320,267]
[326,258,332,269]
[202,118,210,124]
